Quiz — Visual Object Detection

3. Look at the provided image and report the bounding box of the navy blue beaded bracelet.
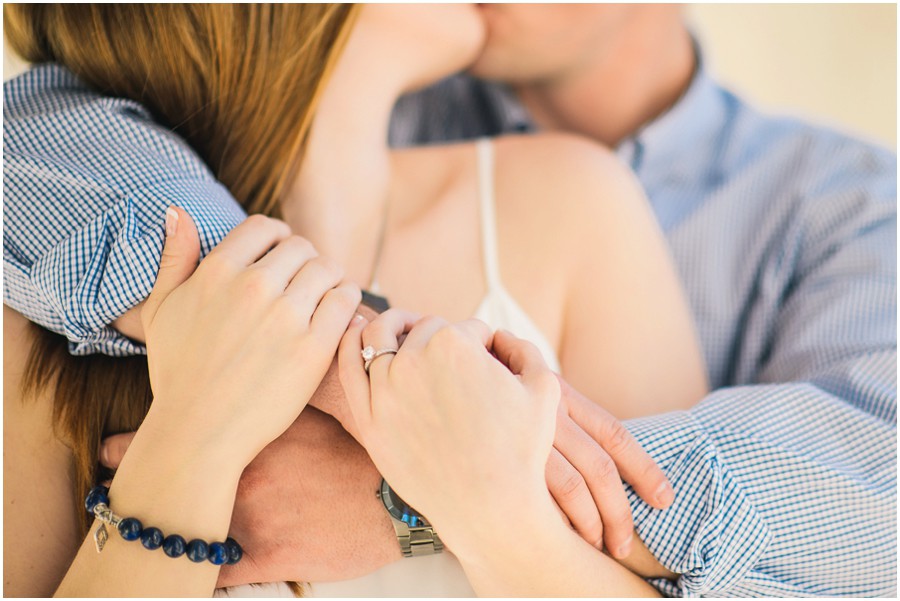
[85,485,242,565]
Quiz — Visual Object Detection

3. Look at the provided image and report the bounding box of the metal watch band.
[391,520,444,558]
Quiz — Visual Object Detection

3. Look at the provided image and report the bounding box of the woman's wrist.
[138,398,261,472]
[56,409,245,598]
[448,492,577,595]
[436,482,560,564]
[450,493,660,597]
[106,409,245,543]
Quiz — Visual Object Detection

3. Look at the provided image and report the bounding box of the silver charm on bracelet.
[92,502,121,553]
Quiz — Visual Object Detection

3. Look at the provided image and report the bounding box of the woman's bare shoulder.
[491,133,649,249]
[493,132,640,205]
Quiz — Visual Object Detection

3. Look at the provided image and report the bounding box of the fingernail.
[594,539,604,551]
[617,534,633,558]
[165,207,179,237]
[655,481,675,506]
[100,444,110,466]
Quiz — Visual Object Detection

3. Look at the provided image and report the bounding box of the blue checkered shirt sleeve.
[4,64,247,356]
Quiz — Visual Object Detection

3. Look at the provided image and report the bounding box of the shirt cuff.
[12,179,245,357]
[624,411,772,596]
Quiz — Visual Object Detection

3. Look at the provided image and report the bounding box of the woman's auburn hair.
[5,3,358,216]
[5,4,359,591]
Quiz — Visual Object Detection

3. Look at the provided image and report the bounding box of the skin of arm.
[545,136,705,567]
[96,347,675,591]
[23,306,669,592]
[9,211,360,597]
[4,220,241,597]
[99,337,677,586]
[5,304,235,597]
[223,404,670,586]
[3,307,81,597]
[456,495,661,597]
[493,134,708,420]
[5,303,397,594]
[5,306,232,597]
[56,416,241,597]
[109,280,677,581]
[99,152,696,584]
[220,406,400,585]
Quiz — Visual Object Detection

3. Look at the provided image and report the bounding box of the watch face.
[380,479,428,527]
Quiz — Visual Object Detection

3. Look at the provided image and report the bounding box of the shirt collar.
[482,41,730,209]
[616,43,727,176]
[484,81,533,134]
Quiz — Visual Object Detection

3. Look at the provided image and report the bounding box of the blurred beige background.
[4,3,897,149]
[686,3,896,149]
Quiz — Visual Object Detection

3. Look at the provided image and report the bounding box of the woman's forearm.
[55,411,243,597]
[453,495,659,597]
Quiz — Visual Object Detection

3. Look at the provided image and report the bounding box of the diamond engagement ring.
[361,346,398,374]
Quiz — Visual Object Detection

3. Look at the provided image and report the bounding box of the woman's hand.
[338,309,561,554]
[57,208,360,597]
[337,310,662,597]
[140,208,361,467]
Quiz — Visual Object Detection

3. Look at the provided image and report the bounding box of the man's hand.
[493,331,674,559]
[101,408,400,585]
[221,407,400,585]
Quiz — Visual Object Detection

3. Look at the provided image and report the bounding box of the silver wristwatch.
[377,478,443,557]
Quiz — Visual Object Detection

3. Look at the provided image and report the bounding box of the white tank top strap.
[476,138,503,292]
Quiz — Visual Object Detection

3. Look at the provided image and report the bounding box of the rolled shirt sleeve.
[3,64,247,356]
[627,372,896,596]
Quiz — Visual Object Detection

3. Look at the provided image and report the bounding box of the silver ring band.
[362,346,398,374]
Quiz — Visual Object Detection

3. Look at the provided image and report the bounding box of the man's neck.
[514,16,695,148]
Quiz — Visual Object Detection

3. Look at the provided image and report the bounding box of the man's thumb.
[99,431,137,469]
[142,206,201,326]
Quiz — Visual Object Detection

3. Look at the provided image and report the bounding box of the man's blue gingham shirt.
[4,59,896,595]
[390,62,897,596]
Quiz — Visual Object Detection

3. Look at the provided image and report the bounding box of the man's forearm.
[623,369,897,596]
